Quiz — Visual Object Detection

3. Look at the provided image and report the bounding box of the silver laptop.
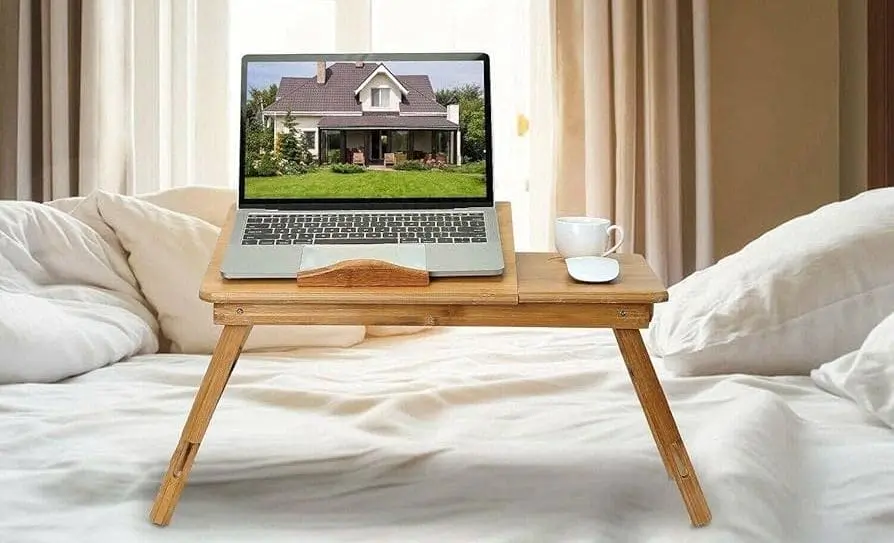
[220,52,504,279]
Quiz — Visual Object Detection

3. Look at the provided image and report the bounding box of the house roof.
[317,115,459,130]
[264,62,447,115]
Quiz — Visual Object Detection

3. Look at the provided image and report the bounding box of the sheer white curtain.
[90,0,231,194]
[127,0,230,193]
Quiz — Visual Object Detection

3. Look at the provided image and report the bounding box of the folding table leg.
[149,325,253,526]
[613,328,712,527]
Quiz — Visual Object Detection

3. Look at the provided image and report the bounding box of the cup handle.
[602,225,624,256]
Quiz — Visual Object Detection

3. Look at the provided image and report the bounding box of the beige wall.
[839,0,868,199]
[272,115,321,156]
[700,0,841,260]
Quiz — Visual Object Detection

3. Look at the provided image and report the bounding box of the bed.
[2,188,894,542]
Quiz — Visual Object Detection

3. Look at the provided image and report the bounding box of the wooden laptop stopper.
[296,258,430,287]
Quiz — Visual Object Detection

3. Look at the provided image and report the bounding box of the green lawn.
[245,167,486,199]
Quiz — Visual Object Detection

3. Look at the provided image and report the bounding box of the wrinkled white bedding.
[0,202,157,384]
[0,192,413,386]
[1,327,892,543]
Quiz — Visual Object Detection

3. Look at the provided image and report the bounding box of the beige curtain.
[0,0,231,203]
[0,0,136,201]
[0,0,86,201]
[552,0,700,285]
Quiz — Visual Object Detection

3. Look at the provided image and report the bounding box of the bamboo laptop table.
[149,203,712,528]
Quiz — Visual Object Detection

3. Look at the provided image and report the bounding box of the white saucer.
[564,256,620,283]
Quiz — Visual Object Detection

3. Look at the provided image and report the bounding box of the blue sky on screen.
[246,60,484,94]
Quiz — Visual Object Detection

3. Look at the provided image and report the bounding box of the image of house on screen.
[262,61,462,167]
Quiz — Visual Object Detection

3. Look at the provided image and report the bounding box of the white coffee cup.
[555,217,625,259]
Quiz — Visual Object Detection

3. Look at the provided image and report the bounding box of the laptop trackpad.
[298,244,428,272]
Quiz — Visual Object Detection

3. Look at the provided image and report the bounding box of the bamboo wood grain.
[614,328,712,527]
[212,302,654,329]
[296,258,430,287]
[517,253,668,304]
[149,325,252,526]
[199,202,518,305]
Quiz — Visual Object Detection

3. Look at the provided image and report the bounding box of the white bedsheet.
[1,327,892,543]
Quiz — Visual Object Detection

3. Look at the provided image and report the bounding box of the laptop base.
[220,207,504,280]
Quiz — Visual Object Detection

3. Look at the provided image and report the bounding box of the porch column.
[448,131,455,163]
[456,130,462,165]
[317,129,324,165]
[340,130,347,162]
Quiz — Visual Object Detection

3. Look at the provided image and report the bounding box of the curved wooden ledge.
[296,258,430,287]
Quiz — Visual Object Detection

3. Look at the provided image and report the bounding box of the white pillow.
[136,185,237,228]
[48,186,237,260]
[812,311,894,428]
[134,187,427,338]
[647,188,894,376]
[70,191,368,354]
[0,202,158,383]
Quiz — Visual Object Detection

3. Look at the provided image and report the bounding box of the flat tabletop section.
[517,253,668,304]
[200,202,668,308]
[200,202,519,305]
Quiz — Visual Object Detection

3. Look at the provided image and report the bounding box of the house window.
[302,130,317,149]
[371,88,389,107]
[323,130,343,163]
[391,130,409,153]
[434,131,451,155]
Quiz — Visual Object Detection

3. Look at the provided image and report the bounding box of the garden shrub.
[393,160,428,171]
[253,152,279,176]
[456,160,486,174]
[281,161,315,175]
[331,163,365,174]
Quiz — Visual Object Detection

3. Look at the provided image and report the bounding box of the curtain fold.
[552,0,701,285]
[80,0,132,196]
[0,0,83,201]
[0,0,230,202]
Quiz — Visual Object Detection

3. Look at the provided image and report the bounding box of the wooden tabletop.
[200,202,667,307]
[517,253,667,304]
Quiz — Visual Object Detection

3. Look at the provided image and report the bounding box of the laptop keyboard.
[240,211,488,245]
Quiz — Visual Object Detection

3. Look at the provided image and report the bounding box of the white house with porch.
[262,61,462,166]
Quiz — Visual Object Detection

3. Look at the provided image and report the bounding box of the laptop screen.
[239,53,491,207]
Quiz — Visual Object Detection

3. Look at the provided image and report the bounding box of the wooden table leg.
[613,328,712,527]
[149,325,253,526]
[636,391,677,480]
[613,330,675,478]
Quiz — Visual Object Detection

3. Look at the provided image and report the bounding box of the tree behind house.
[243,84,278,176]
[244,121,274,176]
[244,84,278,124]
[436,84,486,162]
